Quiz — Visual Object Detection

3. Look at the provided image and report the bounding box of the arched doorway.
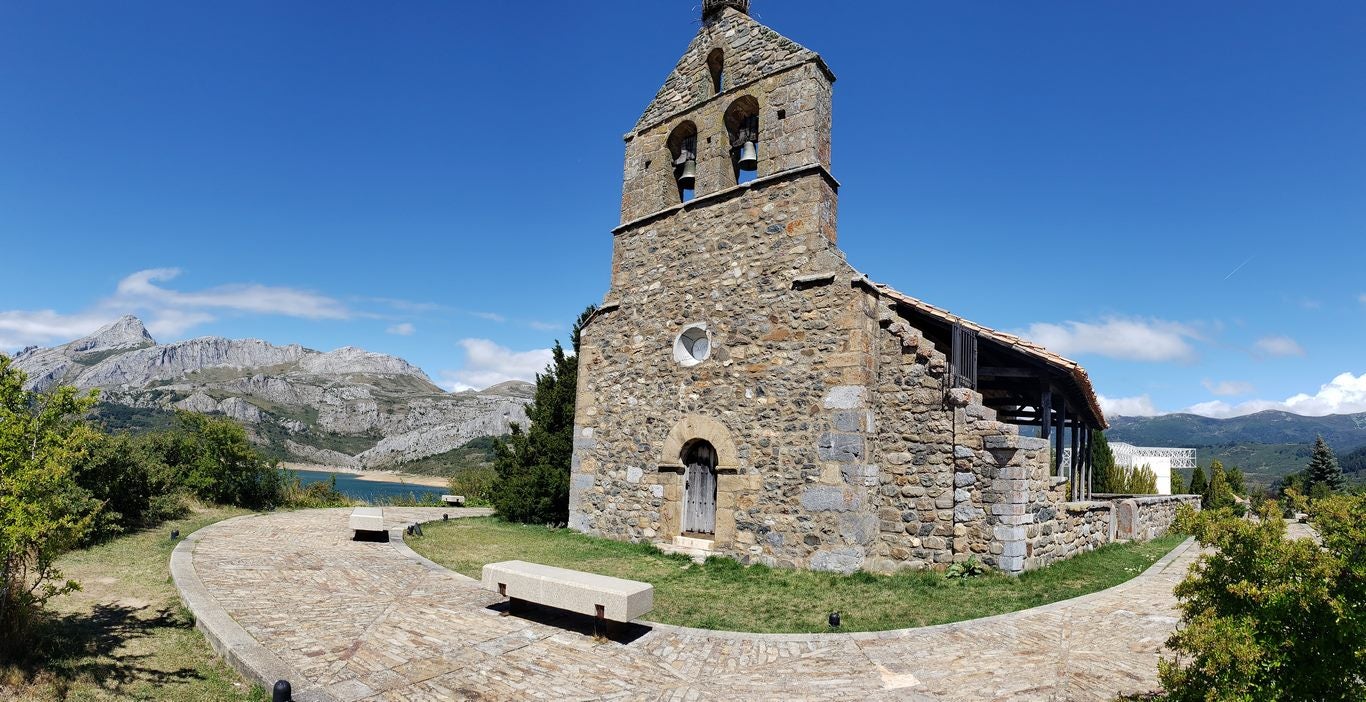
[682,439,718,535]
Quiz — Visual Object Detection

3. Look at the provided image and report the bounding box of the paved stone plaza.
[174,507,1201,701]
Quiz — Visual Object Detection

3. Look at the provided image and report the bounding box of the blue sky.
[2,1,1363,417]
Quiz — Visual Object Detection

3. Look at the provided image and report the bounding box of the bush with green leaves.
[0,356,104,656]
[1158,496,1366,700]
[1110,464,1159,495]
[449,467,497,507]
[141,411,285,509]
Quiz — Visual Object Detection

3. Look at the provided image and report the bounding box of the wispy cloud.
[1098,394,1162,417]
[473,312,507,323]
[1186,371,1366,418]
[1202,379,1255,397]
[386,323,416,336]
[437,339,551,392]
[527,321,561,332]
[1016,317,1202,363]
[1253,335,1305,358]
[0,268,352,350]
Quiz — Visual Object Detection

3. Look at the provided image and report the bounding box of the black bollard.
[272,679,292,702]
[828,612,841,628]
[443,513,449,521]
[413,523,423,537]
[170,529,180,540]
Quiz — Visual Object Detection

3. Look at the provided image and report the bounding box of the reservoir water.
[288,468,446,503]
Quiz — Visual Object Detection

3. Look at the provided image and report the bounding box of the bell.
[677,159,697,189]
[737,141,758,171]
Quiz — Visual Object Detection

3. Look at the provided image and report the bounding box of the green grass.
[1,506,265,701]
[409,517,1187,634]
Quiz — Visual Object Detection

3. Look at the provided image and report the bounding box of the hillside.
[11,316,533,470]
[1108,411,1366,486]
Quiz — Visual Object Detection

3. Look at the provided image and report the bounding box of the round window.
[673,323,711,366]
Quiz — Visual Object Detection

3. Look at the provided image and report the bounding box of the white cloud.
[437,339,553,392]
[1252,335,1305,358]
[527,321,561,332]
[1098,394,1162,417]
[1202,379,1254,397]
[0,268,353,351]
[1359,293,1366,305]
[1016,318,1200,363]
[386,323,416,336]
[473,312,507,323]
[1184,371,1366,418]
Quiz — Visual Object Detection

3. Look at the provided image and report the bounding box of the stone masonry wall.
[1116,495,1202,541]
[1031,502,1113,567]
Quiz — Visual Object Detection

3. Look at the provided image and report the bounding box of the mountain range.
[10,316,532,471]
[1108,411,1366,486]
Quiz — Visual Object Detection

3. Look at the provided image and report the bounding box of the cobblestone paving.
[186,508,1201,701]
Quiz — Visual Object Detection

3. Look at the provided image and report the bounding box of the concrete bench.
[482,560,653,624]
[441,494,465,506]
[349,507,384,534]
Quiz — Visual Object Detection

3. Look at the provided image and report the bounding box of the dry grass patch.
[0,505,263,701]
[410,517,1186,634]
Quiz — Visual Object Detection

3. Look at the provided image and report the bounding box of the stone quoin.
[568,2,1180,574]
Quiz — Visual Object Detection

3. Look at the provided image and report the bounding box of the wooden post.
[1070,419,1081,500]
[1054,394,1066,478]
[1040,386,1053,441]
[1081,425,1092,499]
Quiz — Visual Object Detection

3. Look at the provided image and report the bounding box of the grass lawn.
[409,517,1188,634]
[1,506,264,702]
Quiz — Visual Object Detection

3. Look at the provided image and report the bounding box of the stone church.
[568,0,1115,574]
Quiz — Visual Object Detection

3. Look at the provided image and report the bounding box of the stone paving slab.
[176,507,1201,701]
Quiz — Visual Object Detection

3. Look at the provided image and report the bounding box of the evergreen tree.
[1170,469,1186,495]
[1189,464,1208,497]
[1090,429,1116,493]
[490,305,596,524]
[1204,459,1235,510]
[1305,435,1347,497]
[1226,466,1246,497]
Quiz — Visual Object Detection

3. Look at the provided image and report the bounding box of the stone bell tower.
[569,1,875,565]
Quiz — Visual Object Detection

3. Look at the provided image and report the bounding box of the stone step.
[673,535,716,551]
[655,542,712,564]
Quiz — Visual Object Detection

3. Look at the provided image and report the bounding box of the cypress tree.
[1188,464,1208,497]
[1204,459,1235,510]
[490,305,597,525]
[1170,470,1186,495]
[1305,435,1346,496]
[1090,429,1116,493]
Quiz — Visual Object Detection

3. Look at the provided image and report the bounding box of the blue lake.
[288,468,447,503]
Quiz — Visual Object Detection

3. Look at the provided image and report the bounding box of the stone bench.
[348,507,384,534]
[481,560,653,624]
[441,494,465,506]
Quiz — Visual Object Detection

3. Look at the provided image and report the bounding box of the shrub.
[1111,464,1159,495]
[1158,497,1366,700]
[449,467,497,507]
[280,473,353,508]
[0,356,103,657]
[144,412,285,509]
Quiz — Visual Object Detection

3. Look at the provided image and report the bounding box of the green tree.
[1305,435,1346,497]
[1091,429,1116,493]
[491,305,596,524]
[0,356,103,654]
[1188,464,1208,499]
[1203,459,1235,510]
[1159,495,1366,700]
[1225,466,1246,497]
[1170,470,1186,495]
[142,412,284,508]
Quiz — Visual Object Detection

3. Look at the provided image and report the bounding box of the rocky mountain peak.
[72,315,156,353]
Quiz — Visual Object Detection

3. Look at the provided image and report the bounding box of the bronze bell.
[677,159,697,189]
[737,141,758,171]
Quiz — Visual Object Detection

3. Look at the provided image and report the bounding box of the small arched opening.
[681,439,718,535]
[724,95,760,185]
[666,121,699,202]
[706,49,725,96]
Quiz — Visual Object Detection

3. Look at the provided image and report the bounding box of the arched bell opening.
[680,439,718,536]
[667,121,699,202]
[724,95,760,185]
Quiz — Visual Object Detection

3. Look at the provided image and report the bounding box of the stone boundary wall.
[1115,495,1202,541]
[1030,501,1113,568]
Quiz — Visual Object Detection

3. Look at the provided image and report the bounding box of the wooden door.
[683,442,717,535]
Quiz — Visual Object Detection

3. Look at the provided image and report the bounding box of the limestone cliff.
[11,316,532,468]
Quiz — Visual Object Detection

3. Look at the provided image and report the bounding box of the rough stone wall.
[632,8,824,133]
[620,26,833,223]
[1116,495,1201,541]
[572,172,881,571]
[1031,502,1113,567]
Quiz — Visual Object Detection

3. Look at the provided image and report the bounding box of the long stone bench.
[349,507,384,534]
[481,560,653,624]
[441,494,465,506]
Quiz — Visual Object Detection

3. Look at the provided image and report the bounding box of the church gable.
[633,8,825,133]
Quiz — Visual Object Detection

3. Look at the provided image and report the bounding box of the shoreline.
[281,463,450,489]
